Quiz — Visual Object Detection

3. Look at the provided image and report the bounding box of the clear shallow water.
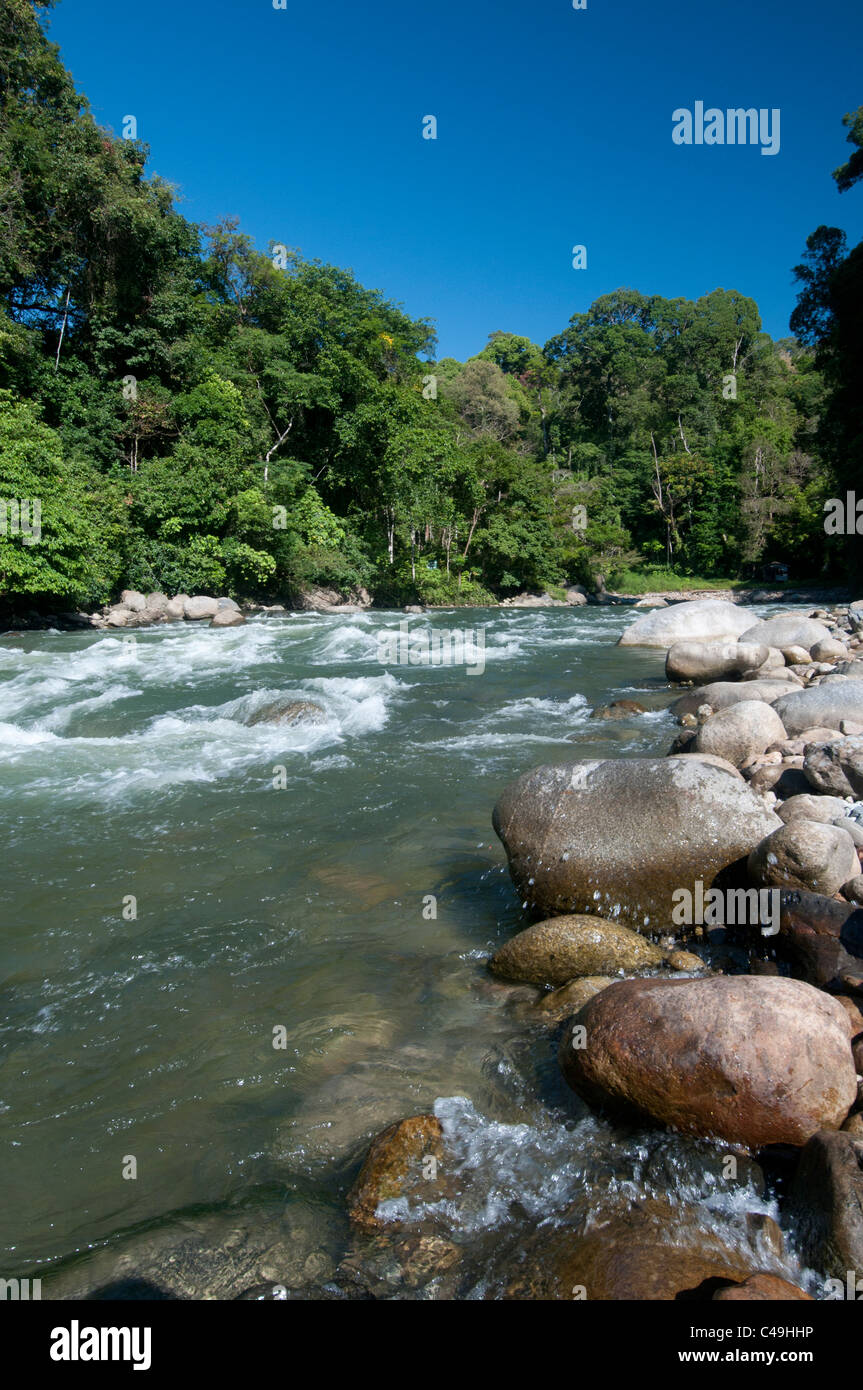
[0,603,814,1294]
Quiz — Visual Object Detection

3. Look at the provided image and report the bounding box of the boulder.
[811,637,849,663]
[504,1199,761,1301]
[777,794,850,825]
[739,615,833,653]
[781,645,813,666]
[789,1130,863,1280]
[210,608,246,628]
[166,594,189,620]
[534,975,615,1021]
[489,915,665,987]
[772,682,863,736]
[217,596,241,611]
[748,820,859,897]
[742,666,803,685]
[105,606,131,628]
[803,736,863,797]
[184,595,220,620]
[120,589,147,612]
[247,699,326,727]
[842,876,863,906]
[493,758,781,932]
[145,592,170,614]
[617,598,753,649]
[671,680,792,718]
[347,1115,444,1232]
[565,587,588,606]
[665,641,768,684]
[559,975,856,1148]
[692,701,786,768]
[590,699,646,719]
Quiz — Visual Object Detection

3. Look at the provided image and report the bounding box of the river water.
[0,604,820,1296]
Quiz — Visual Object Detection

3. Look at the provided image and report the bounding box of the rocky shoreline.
[1,582,856,633]
[339,595,863,1301]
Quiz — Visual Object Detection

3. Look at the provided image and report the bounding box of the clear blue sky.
[47,0,863,361]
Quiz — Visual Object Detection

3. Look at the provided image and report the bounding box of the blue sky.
[48,0,863,361]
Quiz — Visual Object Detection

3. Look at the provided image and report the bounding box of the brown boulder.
[504,1199,760,1301]
[347,1115,444,1233]
[559,975,856,1148]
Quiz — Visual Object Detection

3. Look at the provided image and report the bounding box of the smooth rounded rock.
[490,915,664,987]
[559,975,857,1148]
[618,599,753,649]
[492,758,781,932]
[665,641,768,684]
[693,701,786,768]
[184,595,220,620]
[739,615,833,653]
[772,682,863,736]
[747,820,859,896]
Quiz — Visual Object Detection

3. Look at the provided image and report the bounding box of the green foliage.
[0,4,854,608]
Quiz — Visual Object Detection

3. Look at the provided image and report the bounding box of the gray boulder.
[665,641,768,684]
[492,757,781,933]
[739,615,833,653]
[120,589,147,612]
[747,820,859,896]
[618,598,753,649]
[803,736,863,797]
[184,595,220,620]
[772,682,863,736]
[210,608,246,628]
[693,701,787,768]
[671,680,792,718]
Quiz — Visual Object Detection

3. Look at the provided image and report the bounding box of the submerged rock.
[492,758,780,933]
[347,1115,445,1233]
[533,975,616,1021]
[489,915,664,987]
[590,699,646,719]
[503,1197,765,1301]
[559,975,856,1149]
[247,699,326,727]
